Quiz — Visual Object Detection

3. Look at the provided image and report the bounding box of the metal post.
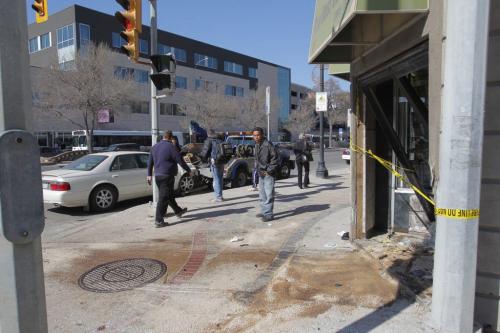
[150,0,159,204]
[266,86,271,139]
[0,2,48,332]
[316,65,328,178]
[431,0,490,332]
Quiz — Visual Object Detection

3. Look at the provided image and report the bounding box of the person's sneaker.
[210,198,224,203]
[261,216,274,222]
[155,221,169,228]
[248,187,258,192]
[175,207,188,218]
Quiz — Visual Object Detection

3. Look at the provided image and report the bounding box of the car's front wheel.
[279,164,291,179]
[89,184,117,212]
[178,173,195,196]
[231,169,248,188]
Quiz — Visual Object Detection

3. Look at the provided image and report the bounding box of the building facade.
[309,0,499,330]
[28,5,291,147]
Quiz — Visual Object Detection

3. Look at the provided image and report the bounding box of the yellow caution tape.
[435,208,480,219]
[350,142,436,206]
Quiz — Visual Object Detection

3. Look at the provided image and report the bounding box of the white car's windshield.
[64,155,108,171]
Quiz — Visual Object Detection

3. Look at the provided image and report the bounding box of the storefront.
[309,0,500,330]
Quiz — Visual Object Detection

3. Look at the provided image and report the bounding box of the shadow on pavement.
[168,206,253,225]
[46,196,152,217]
[336,243,434,332]
[273,204,331,220]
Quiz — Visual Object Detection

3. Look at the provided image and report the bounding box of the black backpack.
[211,139,228,164]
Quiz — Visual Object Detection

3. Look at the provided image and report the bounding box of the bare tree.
[285,94,318,136]
[233,88,282,131]
[33,42,138,153]
[180,84,238,131]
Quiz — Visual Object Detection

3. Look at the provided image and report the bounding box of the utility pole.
[150,0,159,204]
[431,0,490,332]
[0,2,48,332]
[266,86,271,139]
[316,64,328,178]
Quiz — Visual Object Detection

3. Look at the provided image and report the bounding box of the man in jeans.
[201,129,225,202]
[253,127,279,222]
[147,131,193,228]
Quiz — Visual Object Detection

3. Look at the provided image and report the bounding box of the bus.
[71,130,190,151]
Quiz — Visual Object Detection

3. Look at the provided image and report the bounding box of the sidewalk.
[41,164,435,333]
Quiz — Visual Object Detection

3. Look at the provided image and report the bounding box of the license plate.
[42,182,49,189]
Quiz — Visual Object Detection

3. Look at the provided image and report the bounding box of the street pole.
[266,86,271,139]
[431,0,490,332]
[0,2,48,332]
[316,65,328,178]
[150,0,159,204]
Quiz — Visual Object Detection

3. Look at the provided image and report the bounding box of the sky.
[26,0,349,90]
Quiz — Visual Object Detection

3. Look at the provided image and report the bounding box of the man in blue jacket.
[147,131,193,228]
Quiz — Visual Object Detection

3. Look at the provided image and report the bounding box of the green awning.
[329,63,351,81]
[309,0,429,64]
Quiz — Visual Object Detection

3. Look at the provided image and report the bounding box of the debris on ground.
[355,232,434,301]
[323,243,337,249]
[337,231,349,240]
[230,236,244,242]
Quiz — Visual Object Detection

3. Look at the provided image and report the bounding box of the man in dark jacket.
[253,127,279,222]
[200,129,225,202]
[147,131,193,228]
[293,133,312,189]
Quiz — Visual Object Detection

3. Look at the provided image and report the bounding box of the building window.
[131,101,149,114]
[300,93,306,99]
[175,76,187,89]
[40,33,51,50]
[173,48,187,62]
[135,69,149,84]
[160,103,184,116]
[291,91,298,97]
[29,37,39,53]
[249,67,257,78]
[112,32,125,48]
[56,24,74,49]
[194,53,217,69]
[225,85,244,97]
[291,104,297,110]
[224,61,243,75]
[139,39,148,54]
[158,43,170,55]
[79,23,90,48]
[195,79,212,90]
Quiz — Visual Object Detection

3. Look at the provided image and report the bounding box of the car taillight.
[50,182,71,191]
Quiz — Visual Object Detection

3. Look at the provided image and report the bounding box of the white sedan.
[42,151,196,212]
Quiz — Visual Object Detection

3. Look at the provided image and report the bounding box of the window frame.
[56,24,75,49]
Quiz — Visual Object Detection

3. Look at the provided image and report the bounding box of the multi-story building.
[27,4,291,148]
[290,83,311,112]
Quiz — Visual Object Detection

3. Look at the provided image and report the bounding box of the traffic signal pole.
[0,2,48,332]
[431,0,490,332]
[149,0,159,204]
[316,64,328,178]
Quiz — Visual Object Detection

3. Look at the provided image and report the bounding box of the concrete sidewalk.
[42,164,434,333]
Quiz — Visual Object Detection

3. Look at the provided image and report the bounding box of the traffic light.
[32,0,48,23]
[115,0,142,61]
[150,54,176,91]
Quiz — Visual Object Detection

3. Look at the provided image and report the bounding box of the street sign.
[316,92,327,111]
[265,86,270,115]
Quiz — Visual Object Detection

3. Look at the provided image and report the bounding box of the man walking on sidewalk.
[147,131,193,228]
[201,129,226,202]
[253,127,279,222]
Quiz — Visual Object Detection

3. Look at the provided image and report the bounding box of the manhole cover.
[78,258,166,293]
